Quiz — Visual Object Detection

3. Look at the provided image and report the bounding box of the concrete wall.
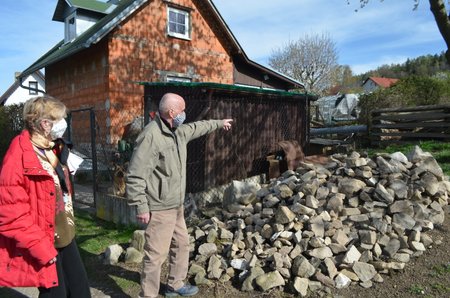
[96,192,140,226]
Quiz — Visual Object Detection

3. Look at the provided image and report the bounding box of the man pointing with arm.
[126,93,232,298]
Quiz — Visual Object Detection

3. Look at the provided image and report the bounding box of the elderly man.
[126,93,232,298]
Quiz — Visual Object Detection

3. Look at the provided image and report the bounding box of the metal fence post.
[144,95,152,126]
[90,109,98,206]
[67,113,73,143]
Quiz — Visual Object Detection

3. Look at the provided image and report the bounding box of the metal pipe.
[90,109,98,207]
[310,125,367,135]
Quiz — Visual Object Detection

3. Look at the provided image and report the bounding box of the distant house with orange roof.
[362,76,399,93]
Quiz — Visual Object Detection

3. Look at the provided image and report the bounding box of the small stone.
[335,273,351,289]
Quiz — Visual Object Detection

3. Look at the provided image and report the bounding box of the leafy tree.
[0,104,24,164]
[347,0,450,64]
[358,75,450,124]
[358,52,450,79]
[328,65,364,94]
[268,33,339,95]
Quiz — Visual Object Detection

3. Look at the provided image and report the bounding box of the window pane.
[169,11,176,22]
[177,14,185,24]
[29,82,38,95]
[177,24,185,34]
[169,22,177,32]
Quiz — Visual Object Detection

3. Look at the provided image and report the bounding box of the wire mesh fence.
[67,83,310,208]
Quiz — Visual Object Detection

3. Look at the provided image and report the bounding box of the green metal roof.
[70,0,116,12]
[139,81,317,99]
[53,0,117,22]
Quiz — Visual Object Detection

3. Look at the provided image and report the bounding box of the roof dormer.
[52,0,117,43]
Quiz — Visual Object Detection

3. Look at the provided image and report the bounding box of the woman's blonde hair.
[23,95,67,133]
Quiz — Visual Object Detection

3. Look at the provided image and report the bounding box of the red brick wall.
[46,40,111,146]
[47,0,234,146]
[107,0,234,145]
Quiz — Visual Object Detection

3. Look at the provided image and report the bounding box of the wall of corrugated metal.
[144,84,309,192]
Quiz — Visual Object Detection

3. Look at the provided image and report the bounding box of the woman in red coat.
[0,96,91,297]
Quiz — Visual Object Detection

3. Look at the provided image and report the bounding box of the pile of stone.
[186,146,448,296]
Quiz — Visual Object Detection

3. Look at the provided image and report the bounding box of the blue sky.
[0,0,446,95]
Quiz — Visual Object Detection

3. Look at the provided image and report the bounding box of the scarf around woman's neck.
[30,131,69,193]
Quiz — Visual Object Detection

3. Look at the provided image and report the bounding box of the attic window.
[29,81,38,95]
[167,7,190,40]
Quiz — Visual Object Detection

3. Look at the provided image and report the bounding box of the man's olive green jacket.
[126,115,222,214]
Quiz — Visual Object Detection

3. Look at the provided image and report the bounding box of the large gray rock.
[242,266,265,291]
[352,262,377,282]
[198,243,218,256]
[130,230,145,252]
[292,255,316,278]
[335,273,351,289]
[255,271,285,291]
[293,277,309,297]
[207,255,223,279]
[223,180,260,211]
[275,206,296,224]
[338,178,366,197]
[104,244,123,265]
[124,247,143,264]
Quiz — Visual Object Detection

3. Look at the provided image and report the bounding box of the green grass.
[431,282,450,293]
[74,210,141,297]
[430,263,450,277]
[75,209,136,255]
[361,140,450,176]
[409,284,426,295]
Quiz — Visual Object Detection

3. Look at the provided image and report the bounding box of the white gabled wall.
[65,12,99,43]
[5,73,46,106]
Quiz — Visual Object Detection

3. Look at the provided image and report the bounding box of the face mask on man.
[50,118,68,140]
[173,112,186,128]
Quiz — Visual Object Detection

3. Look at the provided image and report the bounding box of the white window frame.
[167,7,190,40]
[166,75,192,83]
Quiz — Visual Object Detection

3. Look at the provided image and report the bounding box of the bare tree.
[268,33,339,95]
[348,0,450,64]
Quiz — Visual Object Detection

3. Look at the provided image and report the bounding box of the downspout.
[18,77,46,94]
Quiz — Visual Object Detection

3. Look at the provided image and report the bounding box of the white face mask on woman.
[50,118,67,140]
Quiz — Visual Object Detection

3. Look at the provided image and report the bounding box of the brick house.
[19,0,303,146]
